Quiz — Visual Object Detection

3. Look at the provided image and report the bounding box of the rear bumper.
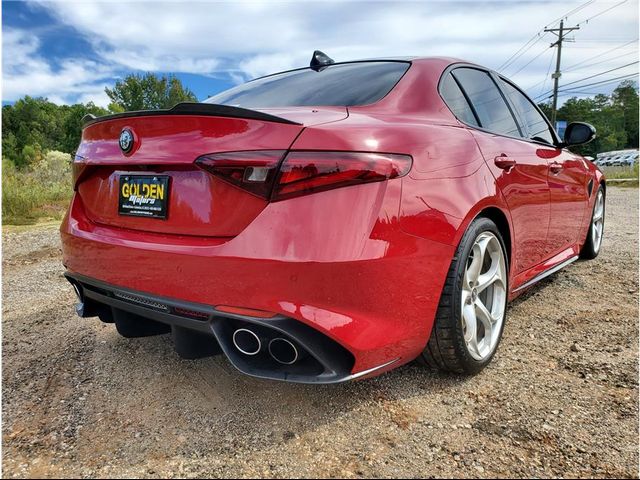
[61,184,455,381]
[66,272,383,384]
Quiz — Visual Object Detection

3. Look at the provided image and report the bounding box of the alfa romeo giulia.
[61,52,605,383]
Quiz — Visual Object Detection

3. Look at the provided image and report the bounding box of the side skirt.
[511,253,579,295]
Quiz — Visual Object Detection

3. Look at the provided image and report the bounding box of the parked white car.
[595,149,638,167]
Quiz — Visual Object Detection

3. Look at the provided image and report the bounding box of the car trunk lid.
[75,105,347,237]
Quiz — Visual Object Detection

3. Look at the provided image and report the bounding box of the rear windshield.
[205,61,410,108]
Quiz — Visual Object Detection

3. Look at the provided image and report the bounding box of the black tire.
[420,217,509,374]
[580,185,605,260]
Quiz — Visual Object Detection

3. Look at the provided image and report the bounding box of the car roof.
[350,56,465,63]
[251,56,467,82]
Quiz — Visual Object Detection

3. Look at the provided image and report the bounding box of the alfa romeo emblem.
[119,128,134,153]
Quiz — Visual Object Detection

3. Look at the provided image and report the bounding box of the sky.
[2,0,638,107]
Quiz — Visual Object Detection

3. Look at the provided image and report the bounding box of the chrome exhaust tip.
[268,338,299,365]
[232,328,262,356]
[70,281,82,301]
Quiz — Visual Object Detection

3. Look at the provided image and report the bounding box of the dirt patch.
[2,187,638,478]
[3,246,62,267]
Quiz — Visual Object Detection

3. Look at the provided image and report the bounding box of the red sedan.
[61,54,605,383]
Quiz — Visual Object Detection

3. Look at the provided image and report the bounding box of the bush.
[33,150,73,185]
[2,151,73,224]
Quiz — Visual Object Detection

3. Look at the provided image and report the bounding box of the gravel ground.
[2,187,638,478]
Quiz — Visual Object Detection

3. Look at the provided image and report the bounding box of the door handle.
[549,161,563,174]
[494,155,516,170]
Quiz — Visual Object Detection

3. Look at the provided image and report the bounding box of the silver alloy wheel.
[592,189,604,253]
[461,231,507,361]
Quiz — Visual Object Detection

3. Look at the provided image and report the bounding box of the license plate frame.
[118,174,170,219]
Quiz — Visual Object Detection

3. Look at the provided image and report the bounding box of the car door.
[545,150,590,253]
[497,77,590,255]
[444,67,552,274]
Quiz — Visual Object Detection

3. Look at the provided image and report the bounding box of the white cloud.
[2,28,115,106]
[4,0,639,105]
[239,52,304,79]
[98,48,220,74]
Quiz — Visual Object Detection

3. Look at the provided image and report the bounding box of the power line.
[535,61,639,100]
[563,39,638,71]
[559,87,623,97]
[560,61,639,88]
[567,38,638,42]
[538,49,557,97]
[508,45,553,77]
[556,76,638,97]
[535,72,638,100]
[503,0,634,114]
[544,0,595,27]
[497,0,593,72]
[557,72,638,92]
[557,91,603,96]
[573,0,630,26]
[565,50,638,73]
[498,33,546,72]
[522,49,556,94]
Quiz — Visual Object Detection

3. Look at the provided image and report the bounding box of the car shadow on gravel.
[83,322,476,448]
[508,274,557,308]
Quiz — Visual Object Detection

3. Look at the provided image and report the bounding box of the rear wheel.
[580,186,605,260]
[421,217,508,374]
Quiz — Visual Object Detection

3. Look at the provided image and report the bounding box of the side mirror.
[563,122,596,147]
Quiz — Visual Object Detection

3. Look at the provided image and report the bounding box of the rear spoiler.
[81,102,302,127]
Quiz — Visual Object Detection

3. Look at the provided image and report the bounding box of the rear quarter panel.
[291,115,511,251]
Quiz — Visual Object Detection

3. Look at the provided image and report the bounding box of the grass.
[600,163,639,187]
[2,152,73,225]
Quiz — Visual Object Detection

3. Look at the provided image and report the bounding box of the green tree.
[107,102,125,114]
[2,97,109,166]
[2,97,64,167]
[105,73,197,111]
[611,80,639,149]
[539,81,639,156]
[538,102,552,119]
[60,102,108,153]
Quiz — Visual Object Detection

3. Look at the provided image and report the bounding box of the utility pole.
[545,19,580,125]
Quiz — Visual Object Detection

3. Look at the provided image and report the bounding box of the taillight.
[273,151,412,201]
[195,150,412,201]
[195,150,285,200]
[72,155,88,190]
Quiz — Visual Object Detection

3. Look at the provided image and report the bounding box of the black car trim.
[512,255,579,292]
[64,272,358,384]
[82,102,302,127]
[438,62,563,149]
[494,74,561,146]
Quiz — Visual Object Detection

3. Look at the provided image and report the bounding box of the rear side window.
[452,68,520,137]
[440,73,479,126]
[205,62,410,108]
[499,79,555,144]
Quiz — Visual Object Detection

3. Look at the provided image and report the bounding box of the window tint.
[205,62,410,108]
[500,79,555,144]
[440,73,479,126]
[452,68,520,137]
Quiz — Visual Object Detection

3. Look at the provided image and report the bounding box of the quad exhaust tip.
[268,338,299,365]
[232,328,300,365]
[232,328,261,356]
